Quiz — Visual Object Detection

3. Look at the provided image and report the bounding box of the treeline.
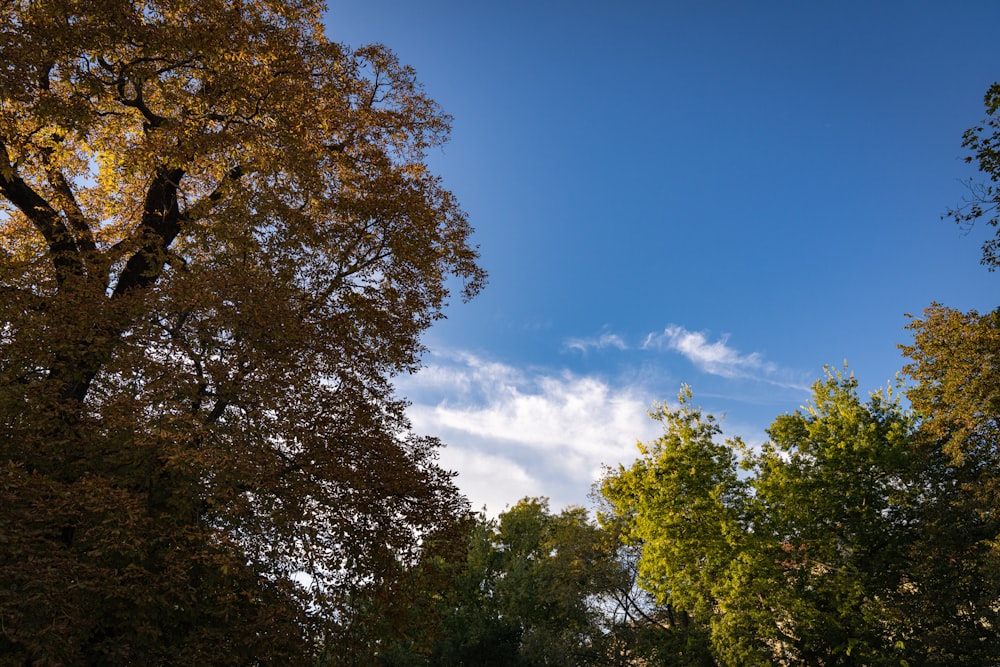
[335,304,999,666]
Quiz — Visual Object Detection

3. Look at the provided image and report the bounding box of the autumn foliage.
[0,0,482,662]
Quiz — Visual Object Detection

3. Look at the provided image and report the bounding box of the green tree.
[592,514,716,667]
[601,374,999,666]
[430,499,622,666]
[364,499,641,666]
[0,0,483,662]
[598,389,739,664]
[491,499,621,666]
[738,373,918,665]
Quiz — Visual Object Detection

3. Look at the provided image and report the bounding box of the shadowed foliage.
[0,0,483,662]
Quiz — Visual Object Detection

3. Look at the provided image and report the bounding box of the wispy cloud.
[563,324,808,390]
[398,352,659,514]
[564,332,628,353]
[398,325,810,512]
[643,324,777,380]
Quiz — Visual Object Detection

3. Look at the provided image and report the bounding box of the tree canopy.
[344,366,998,666]
[0,0,483,662]
[351,498,689,667]
[3,4,999,664]
[600,373,1000,665]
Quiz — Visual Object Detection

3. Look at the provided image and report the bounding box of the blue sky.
[327,1,999,514]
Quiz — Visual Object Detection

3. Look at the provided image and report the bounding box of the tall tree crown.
[0,0,483,662]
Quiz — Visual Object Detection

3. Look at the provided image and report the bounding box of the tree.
[593,509,716,667]
[598,389,739,665]
[490,498,623,666]
[358,499,643,666]
[420,513,527,667]
[310,513,480,666]
[902,304,1000,462]
[740,373,919,666]
[600,374,1000,666]
[0,0,484,662]
[424,499,624,666]
[945,82,1000,269]
[898,304,1000,663]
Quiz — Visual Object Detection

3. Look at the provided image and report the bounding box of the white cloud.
[434,445,544,514]
[400,352,659,514]
[563,324,808,390]
[564,332,628,353]
[398,323,811,514]
[643,324,777,380]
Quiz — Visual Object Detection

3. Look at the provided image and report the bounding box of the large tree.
[601,374,999,666]
[0,0,483,662]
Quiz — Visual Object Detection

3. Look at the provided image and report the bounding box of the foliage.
[349,498,672,666]
[741,374,919,665]
[946,82,1000,269]
[599,390,754,665]
[592,516,716,667]
[902,304,1000,461]
[490,499,622,665]
[409,499,623,666]
[600,373,1000,666]
[897,304,1000,663]
[0,0,483,662]
[600,389,743,619]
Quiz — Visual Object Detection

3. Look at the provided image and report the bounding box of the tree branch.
[181,164,245,223]
[0,137,84,284]
[39,140,98,264]
[98,56,170,130]
[112,166,186,298]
